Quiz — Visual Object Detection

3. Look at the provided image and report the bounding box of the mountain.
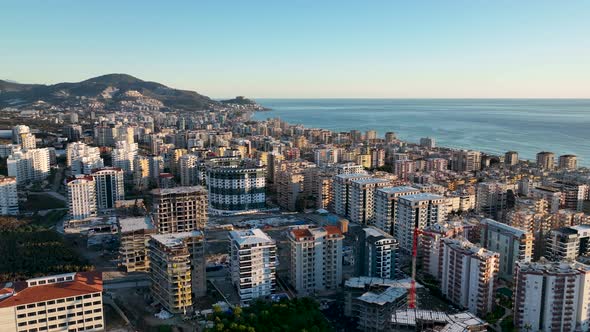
[0,74,218,111]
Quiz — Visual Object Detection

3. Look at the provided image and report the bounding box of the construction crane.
[409,227,436,309]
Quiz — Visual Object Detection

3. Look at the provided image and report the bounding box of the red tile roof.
[323,225,343,236]
[0,272,102,308]
[291,228,313,241]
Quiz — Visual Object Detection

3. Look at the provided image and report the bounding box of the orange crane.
[409,227,436,309]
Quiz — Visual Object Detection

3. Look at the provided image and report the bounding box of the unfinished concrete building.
[119,216,155,272]
[151,186,208,233]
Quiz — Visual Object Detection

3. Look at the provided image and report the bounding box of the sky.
[1,1,589,98]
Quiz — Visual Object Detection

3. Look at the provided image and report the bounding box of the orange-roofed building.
[288,226,344,295]
[0,272,104,332]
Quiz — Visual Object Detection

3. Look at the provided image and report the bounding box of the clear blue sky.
[1,1,589,98]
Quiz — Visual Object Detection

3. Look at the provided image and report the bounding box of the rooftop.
[377,186,420,194]
[152,186,207,195]
[229,228,274,246]
[150,231,203,247]
[399,193,444,202]
[352,177,390,185]
[0,272,102,308]
[119,216,154,233]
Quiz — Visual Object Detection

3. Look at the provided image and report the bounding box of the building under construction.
[148,231,206,314]
[151,186,208,233]
[118,216,155,272]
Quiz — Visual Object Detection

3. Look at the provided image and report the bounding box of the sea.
[252,99,590,167]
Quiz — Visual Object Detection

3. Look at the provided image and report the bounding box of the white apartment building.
[66,176,98,220]
[374,186,420,235]
[349,178,391,225]
[12,125,36,150]
[66,143,104,175]
[90,167,124,210]
[514,261,590,332]
[422,221,474,281]
[112,140,138,175]
[333,173,372,217]
[7,148,50,184]
[395,193,447,254]
[148,231,206,314]
[0,176,18,215]
[229,229,277,304]
[0,272,104,332]
[480,218,533,280]
[133,155,150,190]
[475,182,516,220]
[179,154,200,186]
[332,162,365,175]
[441,238,499,316]
[289,226,344,295]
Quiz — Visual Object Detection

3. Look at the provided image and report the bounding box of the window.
[57,299,65,304]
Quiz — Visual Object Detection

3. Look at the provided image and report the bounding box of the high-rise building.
[90,167,124,210]
[440,238,499,316]
[66,175,97,220]
[536,151,555,170]
[370,148,385,169]
[395,193,447,253]
[421,221,475,281]
[513,261,590,332]
[179,154,201,186]
[365,130,377,141]
[229,229,277,304]
[275,160,316,211]
[419,137,436,148]
[384,132,397,143]
[112,141,138,175]
[151,186,208,233]
[349,178,391,224]
[148,231,206,314]
[545,224,590,262]
[0,176,18,215]
[118,216,155,273]
[451,150,481,172]
[0,272,104,332]
[559,154,578,170]
[133,155,150,190]
[476,182,515,220]
[67,142,104,175]
[7,148,50,184]
[207,159,266,214]
[12,125,36,150]
[357,227,398,279]
[333,173,372,217]
[63,124,83,142]
[374,186,421,235]
[480,218,533,279]
[504,151,519,166]
[289,226,344,295]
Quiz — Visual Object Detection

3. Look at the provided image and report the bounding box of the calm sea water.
[253,99,590,166]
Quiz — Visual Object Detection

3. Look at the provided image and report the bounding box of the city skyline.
[2,1,590,98]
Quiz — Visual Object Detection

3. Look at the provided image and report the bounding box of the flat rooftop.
[151,231,203,247]
[378,186,420,194]
[119,216,154,233]
[152,186,207,195]
[229,228,274,246]
[399,193,444,202]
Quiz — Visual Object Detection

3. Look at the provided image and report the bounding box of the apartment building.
[90,167,124,210]
[288,226,344,295]
[151,186,208,233]
[422,221,474,281]
[274,160,316,211]
[451,150,481,172]
[559,154,578,170]
[513,261,590,332]
[0,176,18,215]
[440,238,499,316]
[148,231,206,314]
[207,161,266,214]
[179,154,200,186]
[66,176,98,220]
[374,186,420,235]
[395,193,447,254]
[333,173,371,217]
[0,272,104,332]
[119,216,156,272]
[546,224,590,262]
[349,178,391,225]
[66,143,103,175]
[480,218,533,280]
[133,155,150,190]
[357,227,398,279]
[536,151,555,170]
[475,182,516,220]
[7,148,50,184]
[229,229,277,304]
[112,141,138,175]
